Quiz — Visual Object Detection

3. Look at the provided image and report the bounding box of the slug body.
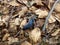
[23,18,34,30]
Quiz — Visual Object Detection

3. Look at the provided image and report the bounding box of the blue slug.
[23,18,34,30]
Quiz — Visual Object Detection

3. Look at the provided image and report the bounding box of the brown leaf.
[48,15,56,23]
[51,29,60,36]
[55,3,60,12]
[29,27,41,43]
[21,41,32,45]
[2,33,10,41]
[35,9,48,18]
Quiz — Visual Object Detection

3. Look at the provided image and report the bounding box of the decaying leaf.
[8,37,19,44]
[18,6,28,17]
[9,21,17,33]
[2,15,9,22]
[0,21,6,28]
[20,18,27,28]
[21,41,32,45]
[3,0,20,6]
[2,29,8,34]
[2,33,10,41]
[0,0,60,45]
[55,14,60,22]
[14,18,20,25]
[55,3,60,12]
[34,0,43,5]
[51,29,60,36]
[48,15,56,23]
[29,27,41,43]
[29,6,37,12]
[35,9,48,18]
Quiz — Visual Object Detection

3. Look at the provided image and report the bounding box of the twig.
[42,0,59,42]
[6,6,15,27]
[42,0,59,32]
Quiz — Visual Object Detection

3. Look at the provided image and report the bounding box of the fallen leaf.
[29,27,41,43]
[2,33,10,41]
[8,37,19,44]
[55,3,60,12]
[21,41,32,45]
[35,9,48,18]
[51,29,60,36]
[48,15,56,23]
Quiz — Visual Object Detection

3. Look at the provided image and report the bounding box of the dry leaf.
[48,15,56,23]
[2,33,10,41]
[55,3,60,12]
[29,6,37,12]
[35,9,48,18]
[29,27,41,43]
[8,37,19,44]
[19,6,28,17]
[20,18,27,28]
[8,0,20,6]
[21,41,32,45]
[51,29,60,36]
[9,21,17,31]
[55,14,60,22]
[34,0,43,5]
[2,15,9,22]
[2,29,8,34]
[14,18,20,25]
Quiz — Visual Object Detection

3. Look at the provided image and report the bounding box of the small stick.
[6,6,15,27]
[42,0,59,42]
[42,0,59,32]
